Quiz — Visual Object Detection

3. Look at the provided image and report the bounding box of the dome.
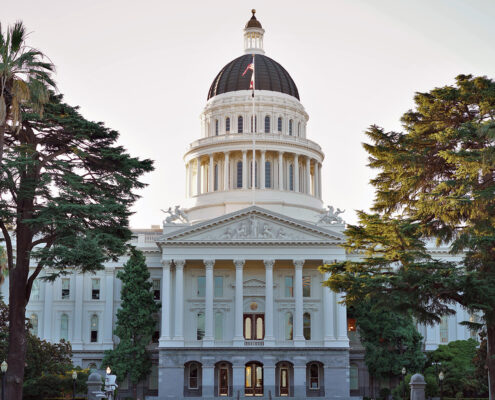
[246,9,262,28]
[207,54,300,100]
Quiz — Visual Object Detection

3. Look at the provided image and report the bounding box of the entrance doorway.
[219,366,229,396]
[245,362,263,396]
[280,367,289,396]
[244,314,264,340]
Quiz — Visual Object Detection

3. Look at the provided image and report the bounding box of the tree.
[102,249,159,399]
[323,75,495,396]
[0,21,56,165]
[0,93,153,400]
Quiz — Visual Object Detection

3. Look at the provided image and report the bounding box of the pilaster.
[264,259,275,345]
[293,259,305,346]
[233,259,245,346]
[173,259,185,345]
[159,259,173,347]
[203,259,215,346]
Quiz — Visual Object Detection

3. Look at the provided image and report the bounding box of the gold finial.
[252,9,256,16]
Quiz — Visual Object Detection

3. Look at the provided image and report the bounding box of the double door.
[245,363,263,396]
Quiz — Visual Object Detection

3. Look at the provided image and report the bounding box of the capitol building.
[0,11,477,400]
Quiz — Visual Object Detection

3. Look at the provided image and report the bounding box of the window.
[289,164,294,191]
[350,364,359,391]
[30,314,38,336]
[149,364,158,390]
[197,313,205,340]
[189,363,199,389]
[120,375,129,390]
[237,161,243,188]
[308,363,319,389]
[91,278,100,300]
[440,316,448,343]
[215,312,223,340]
[91,314,98,342]
[303,276,311,297]
[152,279,161,300]
[244,314,264,340]
[152,315,160,343]
[285,312,293,340]
[284,276,294,297]
[226,117,230,133]
[264,115,270,133]
[31,280,40,300]
[347,318,357,332]
[214,164,219,191]
[278,117,282,132]
[214,276,223,297]
[197,276,206,297]
[215,119,219,136]
[250,115,257,132]
[469,313,480,340]
[60,313,69,341]
[265,161,271,188]
[238,116,243,133]
[298,122,301,136]
[289,119,293,135]
[303,312,311,340]
[61,278,70,299]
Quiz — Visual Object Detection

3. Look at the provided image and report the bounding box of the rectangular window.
[350,365,359,390]
[214,276,223,298]
[226,117,230,132]
[197,313,205,340]
[237,162,243,188]
[31,280,40,300]
[91,278,100,300]
[284,276,294,297]
[197,276,206,297]
[61,278,70,299]
[152,279,161,300]
[91,330,98,342]
[278,117,282,132]
[215,119,219,136]
[265,161,271,188]
[303,276,311,297]
[149,364,159,390]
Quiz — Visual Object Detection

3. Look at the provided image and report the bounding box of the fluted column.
[242,151,247,189]
[278,151,284,190]
[204,259,214,346]
[264,259,275,345]
[322,268,335,346]
[260,150,266,189]
[208,154,214,192]
[196,158,201,196]
[224,152,230,190]
[174,259,185,345]
[305,157,311,194]
[233,259,245,346]
[293,260,305,346]
[336,292,349,345]
[294,154,299,192]
[160,260,172,346]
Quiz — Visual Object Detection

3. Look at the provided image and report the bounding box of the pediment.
[158,206,344,246]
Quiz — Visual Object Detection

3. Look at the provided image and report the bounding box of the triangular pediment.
[157,206,344,246]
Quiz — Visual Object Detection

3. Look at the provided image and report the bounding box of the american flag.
[242,56,255,91]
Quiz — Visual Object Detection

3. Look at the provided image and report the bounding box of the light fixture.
[72,370,77,380]
[0,361,7,373]
[401,367,406,375]
[106,366,111,375]
[439,371,444,381]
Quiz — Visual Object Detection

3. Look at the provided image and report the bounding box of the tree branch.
[26,239,55,302]
[0,220,14,271]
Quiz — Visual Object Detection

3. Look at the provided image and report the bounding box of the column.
[260,150,266,189]
[224,152,230,190]
[174,259,185,345]
[314,162,319,197]
[196,157,201,196]
[208,154,214,192]
[293,259,305,346]
[318,162,322,199]
[43,281,54,340]
[204,259,214,346]
[336,292,349,345]
[294,154,299,192]
[72,272,83,349]
[242,151,247,189]
[278,151,284,190]
[103,268,114,345]
[160,260,172,346]
[322,269,336,346]
[233,259,245,345]
[305,157,311,194]
[264,259,275,345]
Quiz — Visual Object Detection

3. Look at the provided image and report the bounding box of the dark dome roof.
[207,54,300,100]
[246,10,262,28]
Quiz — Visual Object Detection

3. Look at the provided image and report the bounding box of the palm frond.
[10,21,26,54]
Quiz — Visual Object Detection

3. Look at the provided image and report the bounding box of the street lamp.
[106,366,111,375]
[72,370,77,400]
[1,361,7,400]
[401,367,407,400]
[438,371,445,400]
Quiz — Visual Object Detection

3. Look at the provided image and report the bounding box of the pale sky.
[3,0,495,228]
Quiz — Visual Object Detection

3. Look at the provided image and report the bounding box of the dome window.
[265,161,271,188]
[289,120,293,136]
[226,117,230,133]
[236,161,243,188]
[214,164,219,191]
[215,119,219,136]
[298,122,301,137]
[238,116,243,133]
[278,117,282,133]
[264,116,270,133]
[289,164,294,191]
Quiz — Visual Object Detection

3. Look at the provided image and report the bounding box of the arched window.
[244,316,252,340]
[197,312,205,340]
[289,119,293,135]
[251,115,257,132]
[226,117,230,133]
[265,161,271,188]
[440,316,448,343]
[90,314,98,342]
[350,364,359,391]
[298,122,301,136]
[285,312,293,340]
[30,313,38,336]
[308,363,319,390]
[188,362,199,389]
[60,313,69,341]
[236,161,243,188]
[214,164,219,191]
[215,312,223,340]
[238,116,243,133]
[303,312,311,340]
[289,164,294,191]
[264,115,270,133]
[215,119,219,136]
[277,117,282,132]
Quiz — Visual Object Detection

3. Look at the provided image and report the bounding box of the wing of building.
[0,10,478,400]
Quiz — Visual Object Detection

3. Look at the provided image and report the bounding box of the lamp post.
[438,371,444,400]
[1,361,7,400]
[401,367,406,400]
[72,370,77,400]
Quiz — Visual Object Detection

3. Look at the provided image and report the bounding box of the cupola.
[243,10,265,55]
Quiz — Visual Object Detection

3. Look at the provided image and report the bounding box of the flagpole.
[251,54,256,206]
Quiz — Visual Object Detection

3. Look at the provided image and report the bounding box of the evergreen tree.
[102,249,159,400]
[0,93,153,400]
[323,75,495,396]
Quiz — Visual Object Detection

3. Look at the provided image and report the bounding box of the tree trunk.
[486,320,495,400]
[0,120,6,168]
[133,382,138,400]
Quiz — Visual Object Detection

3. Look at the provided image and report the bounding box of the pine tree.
[102,249,159,400]
[323,75,495,396]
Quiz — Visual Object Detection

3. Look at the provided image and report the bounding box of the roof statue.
[161,205,190,225]
[317,205,345,225]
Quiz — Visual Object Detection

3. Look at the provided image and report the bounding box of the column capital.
[161,259,172,269]
[234,259,245,269]
[174,259,185,269]
[260,149,266,154]
[293,259,304,269]
[322,259,336,266]
[279,151,284,156]
[204,259,215,270]
[224,151,230,157]
[242,150,247,155]
[263,259,275,269]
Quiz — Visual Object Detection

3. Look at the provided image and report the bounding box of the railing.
[244,340,264,347]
